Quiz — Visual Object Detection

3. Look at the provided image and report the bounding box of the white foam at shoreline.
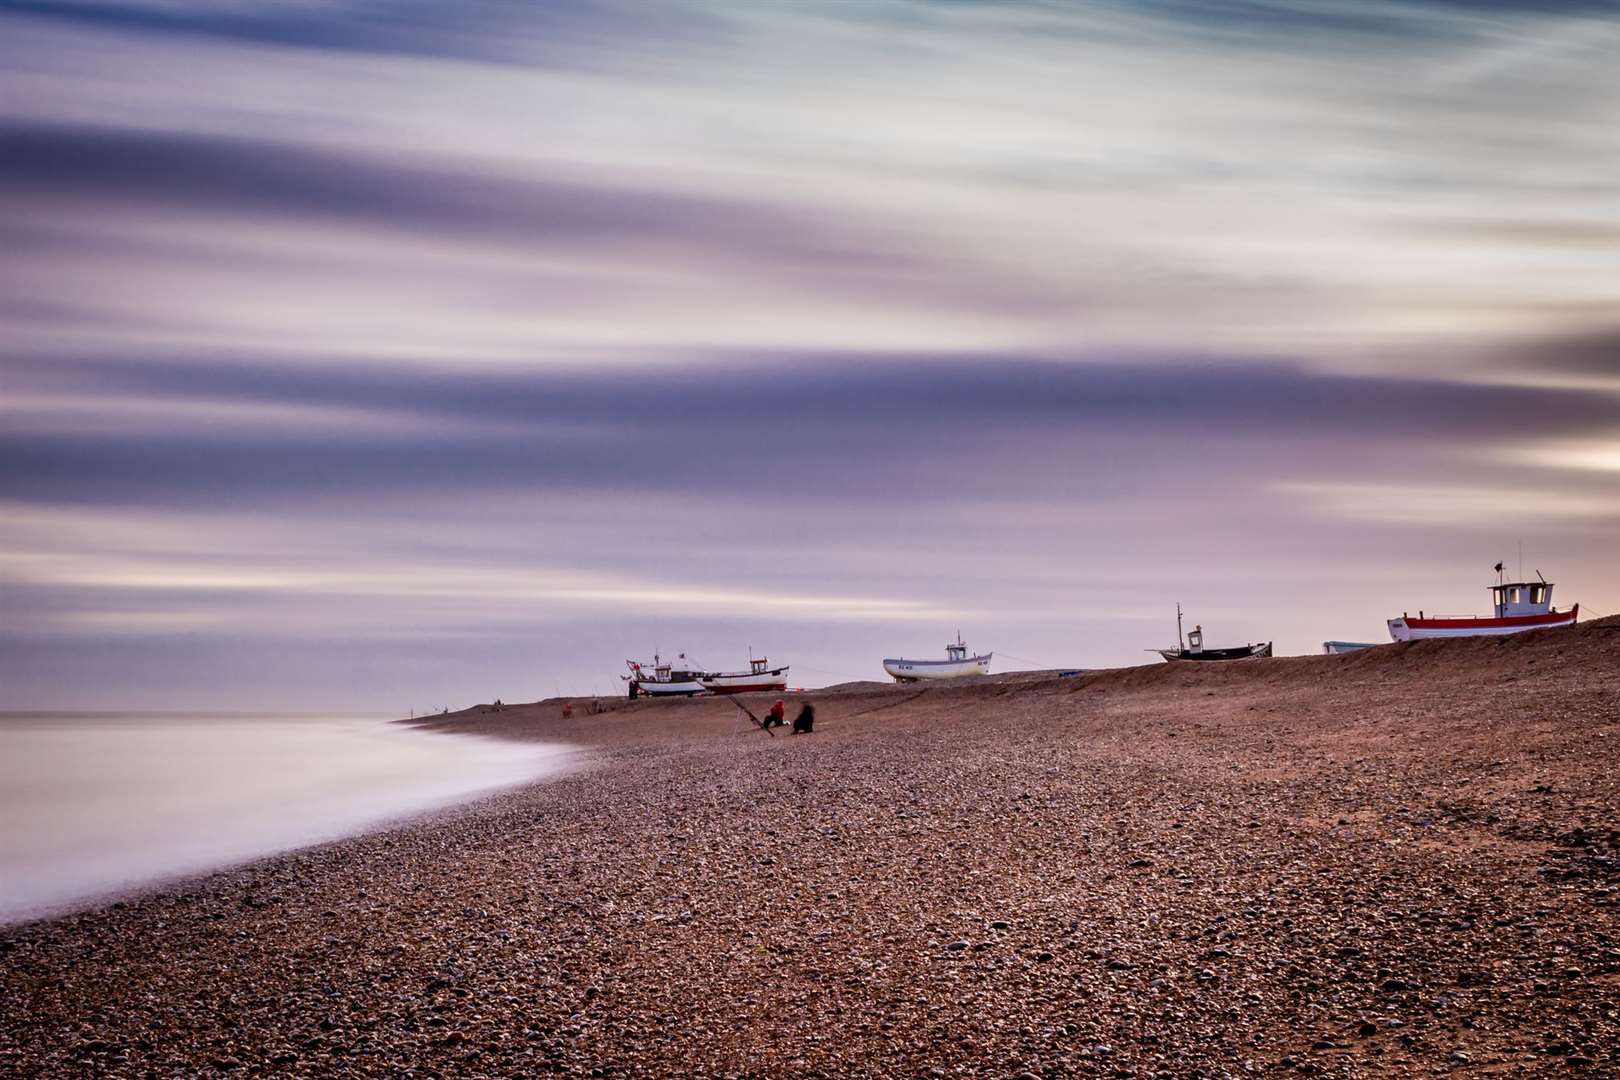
[0,713,577,924]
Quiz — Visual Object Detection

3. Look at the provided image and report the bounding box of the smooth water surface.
[0,713,576,924]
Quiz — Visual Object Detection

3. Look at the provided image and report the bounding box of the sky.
[2,0,1618,710]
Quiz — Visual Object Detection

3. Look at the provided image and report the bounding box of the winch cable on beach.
[730,696,774,737]
[845,689,928,717]
[995,651,1061,671]
[793,664,871,683]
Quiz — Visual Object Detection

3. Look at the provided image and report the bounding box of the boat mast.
[1176,603,1184,651]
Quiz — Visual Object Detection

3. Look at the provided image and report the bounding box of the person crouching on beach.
[791,703,814,734]
[768,699,786,728]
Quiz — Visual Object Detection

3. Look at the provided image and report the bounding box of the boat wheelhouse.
[623,652,707,698]
[700,655,790,694]
[1157,605,1271,662]
[1387,570,1578,641]
[882,635,992,682]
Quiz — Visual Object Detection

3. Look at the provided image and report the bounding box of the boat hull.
[632,680,707,697]
[1158,642,1271,662]
[700,667,789,694]
[1322,641,1376,654]
[1387,605,1578,642]
[882,654,992,682]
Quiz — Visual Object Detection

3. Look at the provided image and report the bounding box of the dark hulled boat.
[1157,606,1271,662]
[1159,637,1272,662]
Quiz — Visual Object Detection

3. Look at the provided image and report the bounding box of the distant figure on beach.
[791,703,815,734]
[768,699,786,728]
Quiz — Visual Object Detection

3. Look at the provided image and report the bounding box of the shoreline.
[4,618,1618,1075]
[0,718,585,929]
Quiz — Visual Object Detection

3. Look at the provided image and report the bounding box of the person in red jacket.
[768,699,786,728]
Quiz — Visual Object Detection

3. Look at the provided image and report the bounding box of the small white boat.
[1388,568,1578,642]
[1322,641,1376,654]
[623,653,707,698]
[700,655,789,694]
[883,635,991,682]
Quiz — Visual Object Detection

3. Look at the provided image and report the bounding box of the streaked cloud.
[6,354,1618,512]
[3,0,1618,706]
[1277,480,1620,526]
[1506,438,1620,473]
[6,1,1619,364]
[0,391,458,438]
[0,0,705,66]
[4,546,955,629]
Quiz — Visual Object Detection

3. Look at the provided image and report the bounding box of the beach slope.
[3,617,1618,1075]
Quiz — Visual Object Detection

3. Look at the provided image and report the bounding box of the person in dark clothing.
[791,703,815,734]
[768,699,786,728]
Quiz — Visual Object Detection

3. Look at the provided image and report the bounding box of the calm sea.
[0,712,575,924]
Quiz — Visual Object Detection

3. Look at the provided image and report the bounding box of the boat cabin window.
[1187,628,1203,652]
[1530,585,1546,604]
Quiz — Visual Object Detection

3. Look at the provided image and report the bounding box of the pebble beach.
[3,618,1619,1077]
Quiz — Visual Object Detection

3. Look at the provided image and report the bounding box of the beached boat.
[882,635,991,682]
[700,655,790,694]
[1157,606,1270,662]
[1322,641,1376,654]
[623,653,707,698]
[1387,569,1578,641]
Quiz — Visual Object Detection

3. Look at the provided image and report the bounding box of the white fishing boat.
[700,655,789,694]
[1387,566,1578,642]
[1322,640,1376,654]
[623,653,707,698]
[882,635,992,682]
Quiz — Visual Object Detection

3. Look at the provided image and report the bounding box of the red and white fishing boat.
[700,655,790,694]
[1387,568,1578,642]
